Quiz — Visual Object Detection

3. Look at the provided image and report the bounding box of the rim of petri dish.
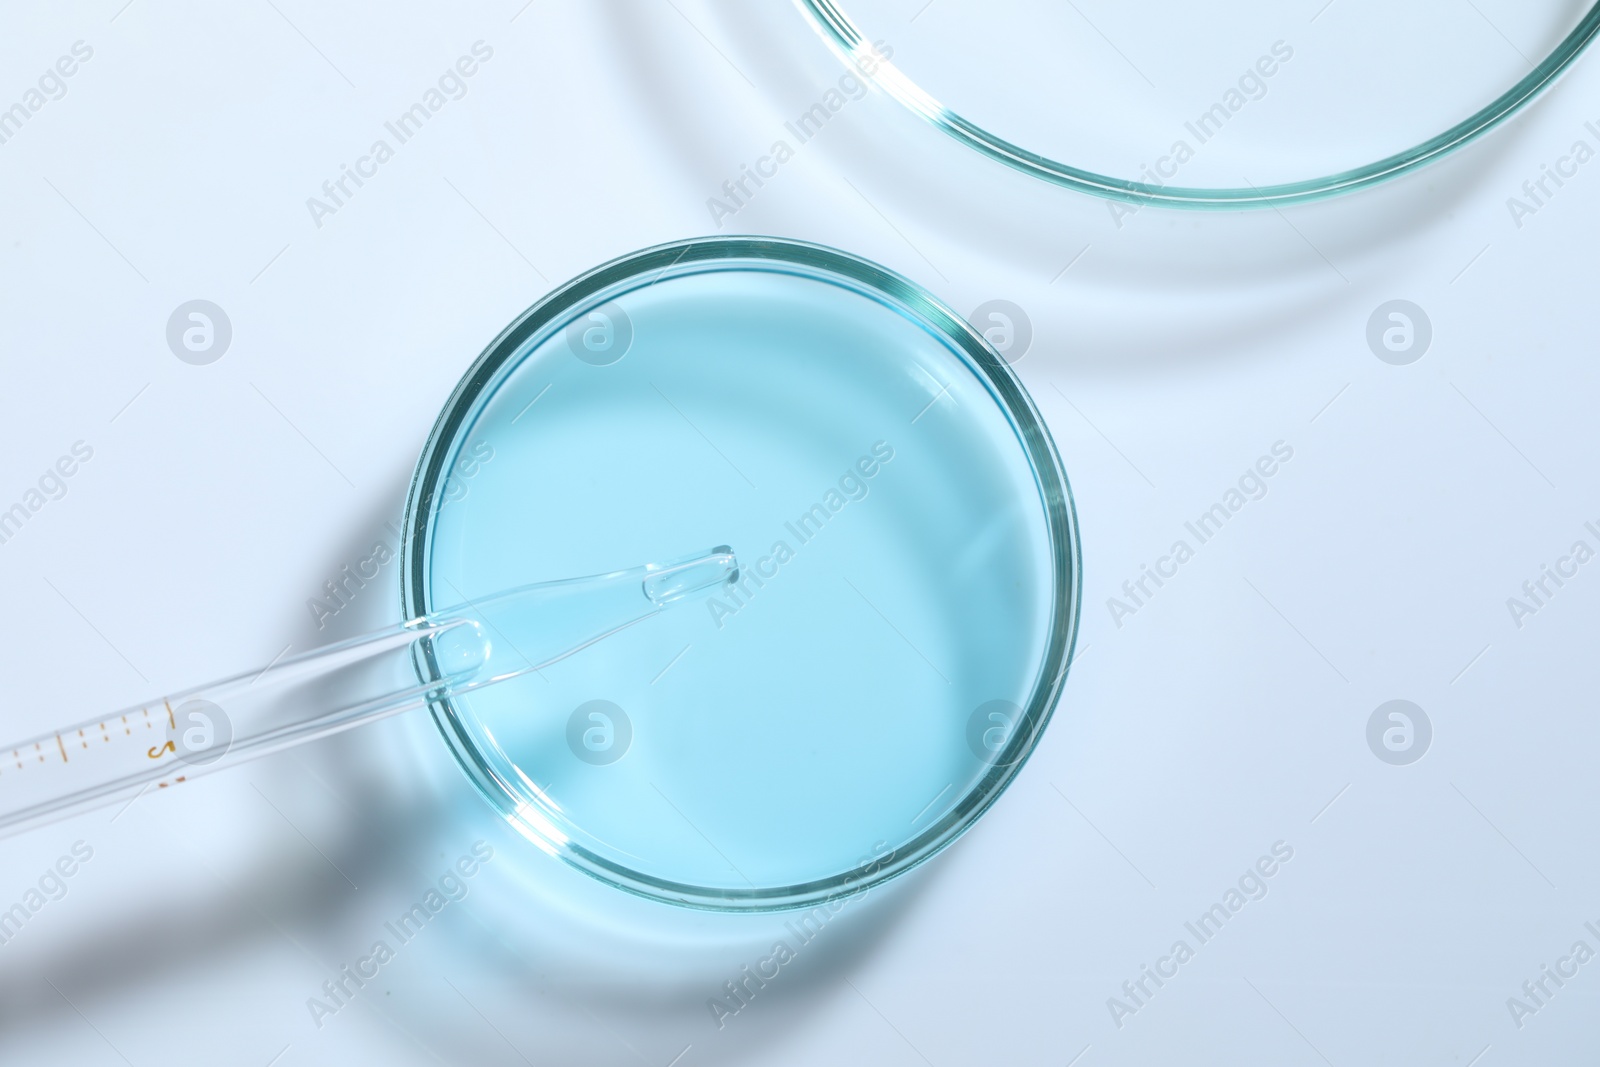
[795,0,1600,208]
[399,237,1082,911]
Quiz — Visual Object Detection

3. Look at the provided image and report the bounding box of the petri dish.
[796,0,1600,207]
[400,237,1080,911]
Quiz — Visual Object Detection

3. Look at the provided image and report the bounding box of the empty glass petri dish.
[797,0,1600,206]
[400,238,1080,911]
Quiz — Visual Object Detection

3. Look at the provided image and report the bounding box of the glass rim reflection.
[796,0,1600,208]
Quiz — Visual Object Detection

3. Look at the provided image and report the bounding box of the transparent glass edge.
[794,0,1600,208]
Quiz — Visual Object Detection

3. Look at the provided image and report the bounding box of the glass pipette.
[0,547,738,840]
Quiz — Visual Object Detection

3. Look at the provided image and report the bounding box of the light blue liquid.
[426,268,1053,894]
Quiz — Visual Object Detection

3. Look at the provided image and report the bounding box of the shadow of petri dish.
[401,237,1081,912]
[795,0,1600,206]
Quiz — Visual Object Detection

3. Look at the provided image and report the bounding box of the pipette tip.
[642,546,739,607]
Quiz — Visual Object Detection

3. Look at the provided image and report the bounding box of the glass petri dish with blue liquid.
[401,238,1081,910]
